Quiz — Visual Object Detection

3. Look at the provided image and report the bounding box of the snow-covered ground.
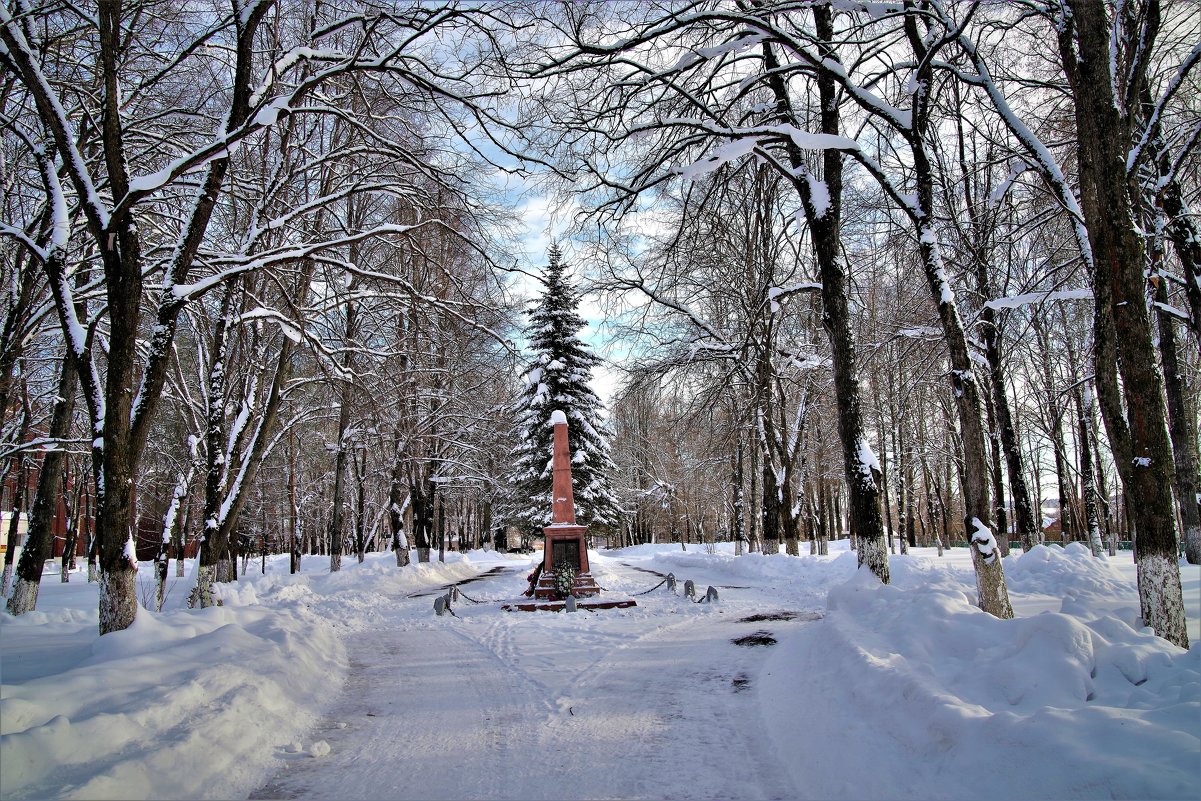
[1,542,1198,800]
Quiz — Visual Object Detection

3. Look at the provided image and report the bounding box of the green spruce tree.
[505,246,619,537]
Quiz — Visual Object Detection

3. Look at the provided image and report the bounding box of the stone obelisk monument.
[534,410,599,599]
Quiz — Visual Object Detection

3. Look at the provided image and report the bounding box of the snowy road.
[249,555,817,801]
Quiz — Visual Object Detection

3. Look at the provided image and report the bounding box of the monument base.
[502,598,635,612]
[533,569,601,599]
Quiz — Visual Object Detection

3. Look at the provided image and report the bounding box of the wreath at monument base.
[553,565,577,600]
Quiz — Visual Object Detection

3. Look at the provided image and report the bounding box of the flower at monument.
[553,565,578,600]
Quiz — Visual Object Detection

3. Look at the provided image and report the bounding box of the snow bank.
[645,547,857,589]
[0,550,512,801]
[1,600,343,801]
[760,545,1200,800]
[215,551,492,632]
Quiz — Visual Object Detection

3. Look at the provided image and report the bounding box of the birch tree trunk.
[196,282,238,607]
[1074,387,1105,558]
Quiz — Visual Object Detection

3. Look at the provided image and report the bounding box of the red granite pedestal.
[534,523,599,599]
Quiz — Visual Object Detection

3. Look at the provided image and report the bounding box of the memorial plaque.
[552,539,580,571]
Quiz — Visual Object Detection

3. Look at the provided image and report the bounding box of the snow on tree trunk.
[2,472,24,599]
[175,502,188,578]
[1074,388,1105,558]
[970,518,1013,618]
[1153,279,1201,565]
[1137,553,1190,649]
[197,284,235,606]
[327,287,357,574]
[61,510,76,584]
[155,545,169,612]
[193,559,215,609]
[909,109,1011,614]
[858,533,889,586]
[2,533,18,604]
[389,466,410,567]
[98,537,139,635]
[9,577,38,616]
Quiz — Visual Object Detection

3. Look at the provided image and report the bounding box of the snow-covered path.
[250,556,813,801]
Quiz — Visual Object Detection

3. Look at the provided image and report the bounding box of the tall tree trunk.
[760,7,887,580]
[1139,80,1201,346]
[289,436,301,574]
[898,3,1010,615]
[86,491,98,583]
[9,354,78,614]
[61,473,83,583]
[877,405,895,555]
[388,461,410,567]
[994,363,1039,553]
[1074,386,1105,557]
[1061,0,1186,646]
[2,457,28,599]
[436,489,445,563]
[327,377,357,573]
[955,83,1039,557]
[412,480,434,562]
[985,393,1009,557]
[912,200,1011,616]
[748,431,760,552]
[732,436,745,555]
[353,447,368,563]
[781,474,800,556]
[195,282,237,606]
[893,419,910,555]
[176,495,190,578]
[820,479,833,556]
[1155,276,1201,564]
[761,458,780,555]
[1035,316,1076,544]
[1089,413,1117,557]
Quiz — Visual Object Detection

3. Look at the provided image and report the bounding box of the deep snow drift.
[1,542,1197,800]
